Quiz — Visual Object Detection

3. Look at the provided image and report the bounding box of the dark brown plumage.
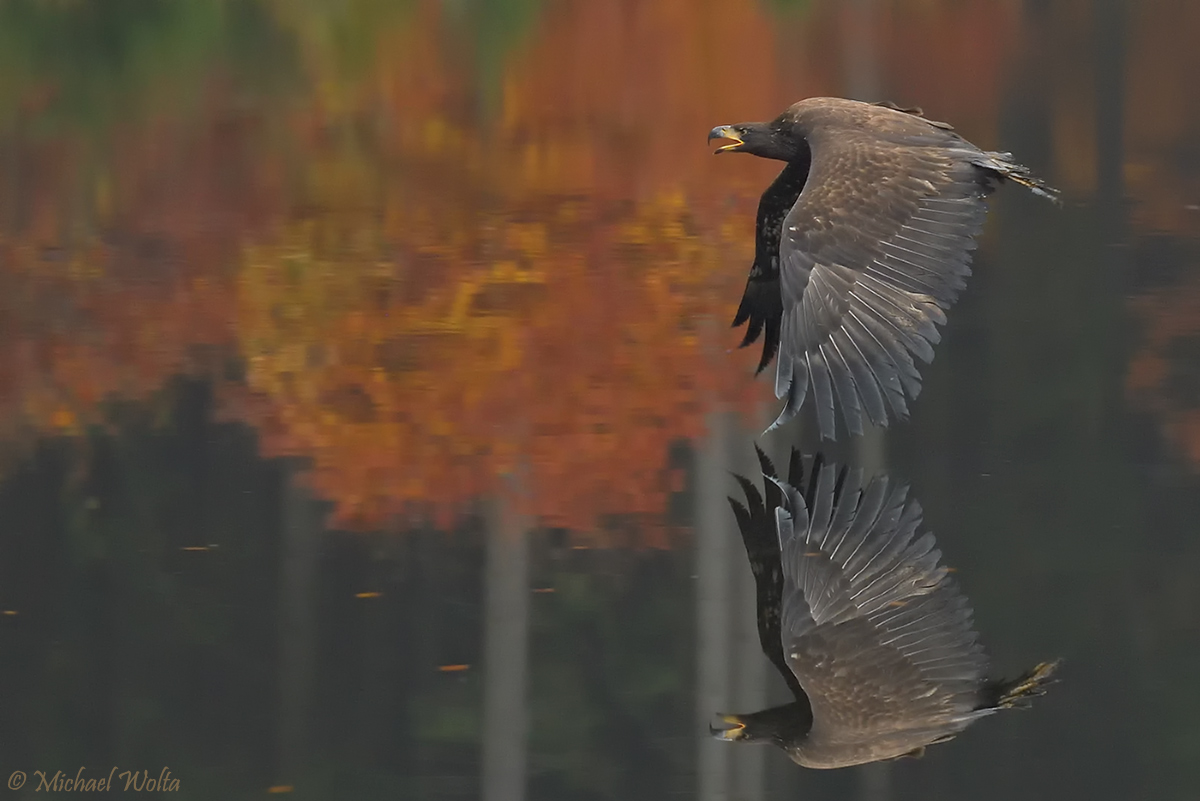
[714,448,1059,769]
[709,98,1059,438]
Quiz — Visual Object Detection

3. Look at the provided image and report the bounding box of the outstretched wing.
[773,463,990,754]
[769,101,1057,438]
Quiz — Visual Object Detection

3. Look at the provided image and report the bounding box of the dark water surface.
[2,1,1200,799]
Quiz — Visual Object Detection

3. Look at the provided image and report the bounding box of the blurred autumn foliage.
[1126,237,1200,466]
[1,0,1199,529]
[1120,0,1200,468]
[1123,0,1200,238]
[231,0,800,530]
[0,105,272,446]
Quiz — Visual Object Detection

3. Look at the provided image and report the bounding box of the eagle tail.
[982,660,1061,710]
[975,151,1062,205]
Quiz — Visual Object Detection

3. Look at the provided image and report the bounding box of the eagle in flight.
[709,98,1058,438]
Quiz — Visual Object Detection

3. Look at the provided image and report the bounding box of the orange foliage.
[233,127,770,531]
[0,231,233,440]
[0,112,268,452]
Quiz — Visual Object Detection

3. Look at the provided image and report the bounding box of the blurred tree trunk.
[728,419,767,801]
[695,412,771,801]
[481,491,531,801]
[696,412,734,801]
[276,463,320,786]
[1095,0,1125,210]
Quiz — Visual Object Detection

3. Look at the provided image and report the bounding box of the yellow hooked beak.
[709,714,747,740]
[708,125,744,153]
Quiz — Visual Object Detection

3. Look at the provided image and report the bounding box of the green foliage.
[283,0,419,80]
[0,0,297,135]
[454,0,545,114]
[761,0,813,18]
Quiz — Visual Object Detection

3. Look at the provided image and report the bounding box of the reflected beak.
[708,125,744,153]
[709,714,746,740]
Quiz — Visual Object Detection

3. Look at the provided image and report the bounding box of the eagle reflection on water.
[712,448,1058,769]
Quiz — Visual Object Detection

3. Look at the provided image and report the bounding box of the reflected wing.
[727,446,816,701]
[770,109,1055,438]
[773,465,989,749]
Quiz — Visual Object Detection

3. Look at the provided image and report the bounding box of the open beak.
[708,126,744,153]
[709,714,747,740]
